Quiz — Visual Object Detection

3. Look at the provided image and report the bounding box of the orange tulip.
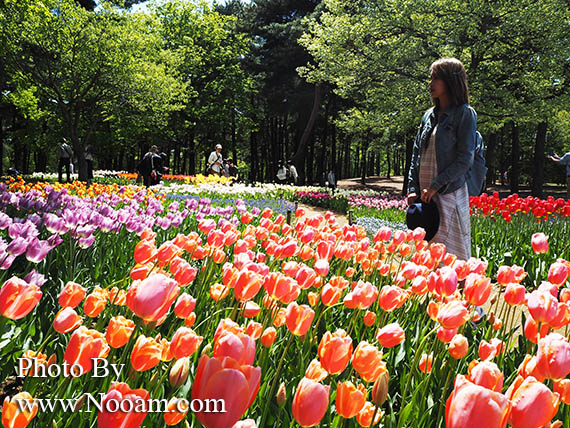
[159,338,173,362]
[173,293,196,319]
[285,302,315,336]
[318,329,353,374]
[164,397,189,426]
[243,302,261,318]
[321,283,342,306]
[263,272,300,304]
[292,377,330,427]
[191,355,261,428]
[437,300,469,330]
[58,281,86,308]
[378,286,407,312]
[553,379,570,405]
[336,381,366,419]
[467,360,504,392]
[97,382,149,428]
[307,291,319,307]
[126,273,179,322]
[548,262,569,286]
[2,392,38,428]
[344,281,378,310]
[134,239,157,264]
[517,355,545,383]
[526,290,558,324]
[363,311,377,327]
[356,402,382,427]
[448,334,469,359]
[260,327,277,348]
[535,333,570,380]
[464,273,492,306]
[352,341,386,383]
[524,317,550,344]
[211,283,230,301]
[106,316,135,349]
[419,353,433,373]
[53,307,82,334]
[504,283,526,306]
[213,331,256,366]
[478,338,504,361]
[130,335,161,372]
[234,270,263,302]
[0,277,42,320]
[305,359,328,382]
[83,287,108,317]
[19,350,47,376]
[64,326,110,375]
[246,321,263,340]
[170,327,203,360]
[446,375,510,428]
[376,323,405,348]
[506,375,559,428]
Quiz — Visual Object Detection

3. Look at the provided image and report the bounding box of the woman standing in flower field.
[407,57,477,260]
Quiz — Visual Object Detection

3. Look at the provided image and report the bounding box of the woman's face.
[429,73,447,100]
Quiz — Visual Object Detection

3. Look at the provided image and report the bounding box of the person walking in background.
[227,159,239,181]
[207,144,224,176]
[287,160,298,185]
[327,169,336,191]
[57,137,73,183]
[407,58,477,261]
[84,144,94,184]
[549,150,570,199]
[136,145,158,187]
[276,161,288,184]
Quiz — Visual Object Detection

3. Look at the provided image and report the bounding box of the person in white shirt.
[276,161,288,184]
[287,160,298,185]
[549,150,570,199]
[208,144,224,175]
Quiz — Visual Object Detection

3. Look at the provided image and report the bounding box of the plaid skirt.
[419,126,471,261]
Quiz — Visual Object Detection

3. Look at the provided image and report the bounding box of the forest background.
[0,0,569,196]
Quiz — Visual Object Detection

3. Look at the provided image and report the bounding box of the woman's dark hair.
[430,58,470,109]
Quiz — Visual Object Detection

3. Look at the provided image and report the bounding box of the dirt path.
[297,203,348,227]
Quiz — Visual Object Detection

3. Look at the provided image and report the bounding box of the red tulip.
[378,286,408,312]
[478,338,504,361]
[531,232,549,254]
[363,311,376,327]
[0,277,42,320]
[336,381,366,419]
[419,353,433,373]
[344,281,378,310]
[126,273,179,322]
[446,375,511,428]
[506,375,559,428]
[504,283,526,306]
[318,329,353,374]
[548,262,569,286]
[97,382,149,428]
[164,397,189,426]
[213,331,255,366]
[376,323,405,348]
[173,293,196,319]
[192,355,261,428]
[292,377,330,427]
[260,327,277,348]
[234,270,263,302]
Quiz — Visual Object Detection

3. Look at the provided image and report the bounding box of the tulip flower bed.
[2,171,570,428]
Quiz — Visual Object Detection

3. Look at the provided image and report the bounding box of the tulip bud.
[371,371,389,406]
[201,343,212,356]
[53,421,58,428]
[149,370,161,385]
[73,394,86,412]
[276,382,287,406]
[169,357,190,388]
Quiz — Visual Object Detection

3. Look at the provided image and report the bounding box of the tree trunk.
[386,141,391,178]
[360,138,368,185]
[291,83,322,182]
[510,122,520,194]
[331,121,337,174]
[343,135,350,179]
[403,132,413,195]
[485,132,497,186]
[531,121,547,197]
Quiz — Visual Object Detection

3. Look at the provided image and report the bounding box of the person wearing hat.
[548,150,570,199]
[407,58,477,261]
[208,144,224,176]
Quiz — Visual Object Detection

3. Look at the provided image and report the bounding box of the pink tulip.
[548,262,569,286]
[535,333,570,380]
[467,360,504,392]
[126,273,179,322]
[506,375,559,428]
[292,377,330,427]
[377,323,405,348]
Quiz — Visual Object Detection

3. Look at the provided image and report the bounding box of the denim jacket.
[407,103,477,195]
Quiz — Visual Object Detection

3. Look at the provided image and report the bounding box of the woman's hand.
[407,193,417,205]
[421,188,437,203]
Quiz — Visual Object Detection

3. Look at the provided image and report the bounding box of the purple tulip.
[24,269,47,287]
[78,235,95,249]
[0,212,12,230]
[6,237,30,257]
[25,238,53,263]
